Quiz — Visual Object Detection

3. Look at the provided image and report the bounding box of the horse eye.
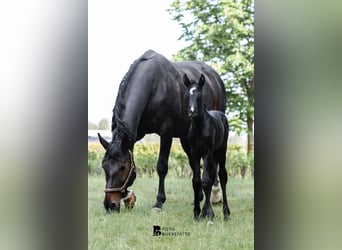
[120,166,125,172]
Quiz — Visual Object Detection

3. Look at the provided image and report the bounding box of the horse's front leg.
[190,148,202,221]
[180,137,203,204]
[201,152,216,223]
[152,134,172,212]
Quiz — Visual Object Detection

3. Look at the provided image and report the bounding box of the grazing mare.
[97,50,226,213]
[184,73,230,222]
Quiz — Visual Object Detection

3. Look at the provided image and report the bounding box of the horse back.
[208,110,229,148]
[172,61,226,112]
[117,50,227,138]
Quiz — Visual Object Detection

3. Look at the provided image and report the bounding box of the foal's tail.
[221,114,229,142]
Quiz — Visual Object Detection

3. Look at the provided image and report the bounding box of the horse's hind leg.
[211,157,222,204]
[152,134,172,212]
[218,145,230,221]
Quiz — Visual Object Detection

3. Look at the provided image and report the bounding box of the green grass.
[88,175,254,250]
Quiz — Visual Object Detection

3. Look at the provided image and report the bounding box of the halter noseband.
[104,149,136,193]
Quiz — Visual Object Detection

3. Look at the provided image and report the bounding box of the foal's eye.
[120,166,125,172]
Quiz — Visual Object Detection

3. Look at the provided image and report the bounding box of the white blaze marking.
[189,87,196,95]
[190,106,195,112]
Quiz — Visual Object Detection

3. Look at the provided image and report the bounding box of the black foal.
[184,73,230,223]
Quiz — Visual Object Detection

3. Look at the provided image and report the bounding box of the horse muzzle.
[189,111,199,118]
[104,199,121,212]
[104,192,122,212]
[188,105,199,117]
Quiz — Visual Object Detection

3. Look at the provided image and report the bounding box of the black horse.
[184,73,230,222]
[97,50,226,212]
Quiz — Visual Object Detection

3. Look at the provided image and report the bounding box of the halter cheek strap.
[104,150,136,193]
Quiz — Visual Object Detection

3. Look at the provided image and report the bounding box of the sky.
[88,0,189,124]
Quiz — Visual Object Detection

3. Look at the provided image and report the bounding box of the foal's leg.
[152,134,172,212]
[211,155,222,204]
[201,154,216,223]
[180,138,203,203]
[218,144,230,221]
[190,148,202,220]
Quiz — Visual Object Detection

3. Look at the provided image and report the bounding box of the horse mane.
[109,50,156,157]
[108,118,134,158]
[111,50,156,132]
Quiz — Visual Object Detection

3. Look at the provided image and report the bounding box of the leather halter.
[104,150,136,193]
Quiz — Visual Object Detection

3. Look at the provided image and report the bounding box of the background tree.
[98,118,110,130]
[168,0,254,166]
[88,121,98,130]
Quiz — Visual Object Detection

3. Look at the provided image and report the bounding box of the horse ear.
[98,133,109,150]
[183,74,191,87]
[199,74,205,88]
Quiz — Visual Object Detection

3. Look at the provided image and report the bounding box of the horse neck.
[191,104,208,129]
[112,118,134,148]
[113,78,152,143]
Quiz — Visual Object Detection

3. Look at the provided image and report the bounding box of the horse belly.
[138,117,160,134]
[189,135,209,155]
[140,104,189,138]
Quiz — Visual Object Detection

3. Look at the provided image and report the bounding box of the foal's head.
[184,73,205,118]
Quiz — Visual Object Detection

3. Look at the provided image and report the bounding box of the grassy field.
[88,175,254,249]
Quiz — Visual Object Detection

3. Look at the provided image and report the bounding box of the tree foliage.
[88,121,98,130]
[98,118,109,130]
[168,0,254,135]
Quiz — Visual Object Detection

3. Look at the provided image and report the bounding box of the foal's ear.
[183,74,191,87]
[98,133,109,150]
[199,74,205,88]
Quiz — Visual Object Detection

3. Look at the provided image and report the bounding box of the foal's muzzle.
[189,110,198,118]
[188,104,199,117]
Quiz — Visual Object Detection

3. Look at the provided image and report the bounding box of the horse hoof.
[152,207,162,213]
[122,191,136,209]
[211,187,222,204]
[207,220,214,225]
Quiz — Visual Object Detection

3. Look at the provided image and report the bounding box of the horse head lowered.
[98,131,136,212]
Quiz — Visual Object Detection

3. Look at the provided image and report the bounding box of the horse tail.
[222,114,229,141]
